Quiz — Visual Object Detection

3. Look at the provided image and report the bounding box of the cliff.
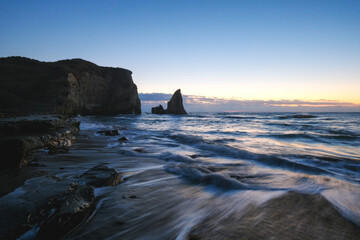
[0,57,141,115]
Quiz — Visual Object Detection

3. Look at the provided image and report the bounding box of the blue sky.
[1,0,359,111]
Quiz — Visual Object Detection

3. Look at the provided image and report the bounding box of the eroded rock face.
[0,115,80,170]
[152,89,187,115]
[0,57,141,115]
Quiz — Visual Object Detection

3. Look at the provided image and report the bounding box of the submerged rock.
[36,185,95,239]
[0,56,141,115]
[97,129,119,136]
[118,136,128,142]
[80,164,123,187]
[133,148,145,153]
[152,89,187,115]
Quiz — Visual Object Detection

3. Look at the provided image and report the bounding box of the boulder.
[151,104,166,114]
[80,164,123,187]
[118,136,128,142]
[36,185,95,239]
[0,178,93,239]
[152,89,187,115]
[0,57,141,115]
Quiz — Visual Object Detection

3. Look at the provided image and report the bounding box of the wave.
[324,134,359,141]
[224,116,256,119]
[260,132,359,142]
[164,163,258,191]
[163,162,328,193]
[80,122,108,130]
[265,122,292,127]
[325,129,359,140]
[165,134,331,176]
[160,152,196,163]
[278,114,318,119]
[259,133,317,140]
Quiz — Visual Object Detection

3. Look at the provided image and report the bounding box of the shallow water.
[18,112,360,239]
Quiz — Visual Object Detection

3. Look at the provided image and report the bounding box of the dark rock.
[129,195,138,199]
[36,185,95,239]
[80,164,123,187]
[0,138,30,169]
[0,116,80,170]
[0,57,141,115]
[118,136,128,142]
[134,148,145,153]
[117,220,126,225]
[292,114,317,119]
[151,104,166,114]
[152,89,187,115]
[166,89,187,115]
[48,145,69,154]
[97,130,119,136]
[0,176,80,239]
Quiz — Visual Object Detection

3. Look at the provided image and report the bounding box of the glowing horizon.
[139,85,360,106]
[1,0,359,111]
[139,93,360,112]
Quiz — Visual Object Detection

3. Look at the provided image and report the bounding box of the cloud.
[139,93,360,112]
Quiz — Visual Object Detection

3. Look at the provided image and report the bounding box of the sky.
[1,0,359,112]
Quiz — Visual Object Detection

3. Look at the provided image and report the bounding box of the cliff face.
[0,57,141,115]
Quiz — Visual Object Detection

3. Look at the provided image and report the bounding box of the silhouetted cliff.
[0,57,141,115]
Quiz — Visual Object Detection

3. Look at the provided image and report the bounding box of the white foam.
[80,122,107,130]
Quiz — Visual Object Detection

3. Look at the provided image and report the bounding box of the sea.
[22,112,360,239]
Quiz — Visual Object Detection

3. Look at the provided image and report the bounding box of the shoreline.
[0,114,360,239]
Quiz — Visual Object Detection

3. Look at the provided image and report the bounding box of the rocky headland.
[151,89,187,115]
[0,57,141,115]
[0,57,141,239]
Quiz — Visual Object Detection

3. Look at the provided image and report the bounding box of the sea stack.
[0,57,141,115]
[151,104,166,114]
[151,89,187,115]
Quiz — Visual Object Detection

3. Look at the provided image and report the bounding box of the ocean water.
[81,112,360,188]
[23,112,360,239]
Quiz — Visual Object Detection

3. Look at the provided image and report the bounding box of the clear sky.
[1,0,359,110]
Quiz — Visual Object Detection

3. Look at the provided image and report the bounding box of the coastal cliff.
[0,57,141,115]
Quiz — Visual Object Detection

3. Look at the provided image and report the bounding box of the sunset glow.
[1,0,359,111]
